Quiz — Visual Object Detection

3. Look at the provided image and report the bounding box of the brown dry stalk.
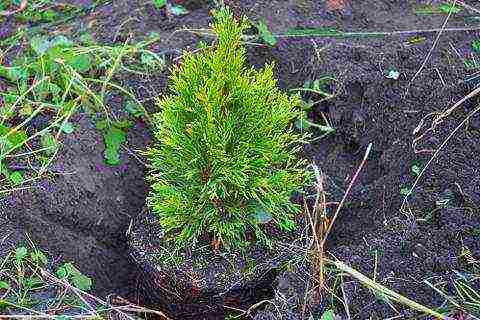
[321,143,373,247]
[402,88,480,215]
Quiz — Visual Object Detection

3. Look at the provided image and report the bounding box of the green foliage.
[56,262,92,291]
[438,3,462,14]
[0,243,94,314]
[146,8,309,250]
[96,119,133,165]
[153,0,166,10]
[256,20,277,46]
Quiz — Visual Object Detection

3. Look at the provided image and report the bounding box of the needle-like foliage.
[146,7,309,250]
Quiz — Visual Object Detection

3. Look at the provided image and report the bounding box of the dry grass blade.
[406,0,456,94]
[402,86,480,214]
[37,268,173,320]
[305,164,327,295]
[326,259,451,319]
[321,142,373,247]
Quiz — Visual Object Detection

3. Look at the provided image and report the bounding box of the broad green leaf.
[56,262,74,279]
[8,129,27,148]
[439,3,462,14]
[153,0,166,10]
[95,119,109,131]
[295,113,311,130]
[0,281,10,290]
[41,132,58,156]
[9,171,24,186]
[72,273,92,291]
[30,36,52,56]
[15,246,28,262]
[400,187,410,195]
[169,4,189,16]
[104,127,127,166]
[321,310,335,320]
[24,276,44,289]
[472,39,480,54]
[30,250,48,265]
[257,21,277,46]
[0,137,13,155]
[60,122,75,134]
[386,69,400,80]
[411,164,421,176]
[41,9,57,22]
[113,119,134,129]
[67,54,92,73]
[124,100,145,118]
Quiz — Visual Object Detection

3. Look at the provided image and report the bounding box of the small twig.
[406,0,456,94]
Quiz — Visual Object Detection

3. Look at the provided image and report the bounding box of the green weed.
[0,32,163,193]
[0,242,93,313]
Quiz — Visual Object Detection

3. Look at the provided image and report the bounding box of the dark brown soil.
[2,0,480,319]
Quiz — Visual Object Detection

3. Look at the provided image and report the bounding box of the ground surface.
[1,0,480,319]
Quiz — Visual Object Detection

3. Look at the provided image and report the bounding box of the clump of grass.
[0,32,163,193]
[145,7,309,250]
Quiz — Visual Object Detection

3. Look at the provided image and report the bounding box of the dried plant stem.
[321,143,373,247]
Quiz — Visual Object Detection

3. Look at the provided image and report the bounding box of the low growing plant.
[145,7,309,250]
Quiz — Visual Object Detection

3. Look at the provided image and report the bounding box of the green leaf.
[0,66,29,82]
[295,113,311,130]
[50,35,74,48]
[56,262,74,279]
[60,122,75,134]
[15,246,28,263]
[439,3,462,14]
[0,137,12,155]
[472,39,480,54]
[124,100,145,118]
[400,187,410,196]
[257,21,277,46]
[72,273,92,291]
[30,250,48,266]
[386,69,400,80]
[140,52,160,68]
[169,4,189,16]
[321,310,336,320]
[24,276,43,289]
[153,0,166,10]
[95,119,109,131]
[411,164,421,176]
[30,36,52,56]
[8,129,27,149]
[113,119,134,129]
[41,132,58,156]
[9,171,24,186]
[0,281,10,290]
[104,127,127,166]
[67,54,92,73]
[41,9,57,22]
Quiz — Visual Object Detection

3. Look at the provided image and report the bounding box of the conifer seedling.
[146,7,309,250]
